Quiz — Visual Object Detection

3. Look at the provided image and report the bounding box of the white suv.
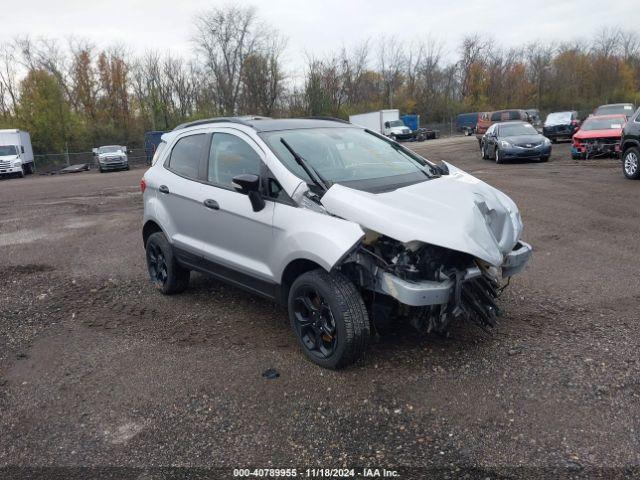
[141,117,532,369]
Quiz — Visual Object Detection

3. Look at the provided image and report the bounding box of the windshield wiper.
[280,138,331,192]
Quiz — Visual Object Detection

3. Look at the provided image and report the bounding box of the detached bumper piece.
[374,241,532,330]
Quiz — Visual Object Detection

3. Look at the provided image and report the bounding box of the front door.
[196,130,276,294]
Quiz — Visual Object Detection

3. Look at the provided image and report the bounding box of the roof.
[173,116,352,132]
[598,103,633,107]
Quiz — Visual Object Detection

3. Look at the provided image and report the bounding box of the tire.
[495,148,503,164]
[539,155,549,162]
[623,147,640,179]
[18,166,25,178]
[288,269,370,369]
[145,232,190,294]
[99,167,105,173]
[480,142,488,159]
[551,138,557,144]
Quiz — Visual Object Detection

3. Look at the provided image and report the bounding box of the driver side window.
[207,133,261,188]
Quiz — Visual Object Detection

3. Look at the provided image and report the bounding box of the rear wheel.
[145,232,190,294]
[288,269,369,369]
[623,147,640,179]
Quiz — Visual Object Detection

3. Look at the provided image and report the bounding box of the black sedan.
[481,121,552,163]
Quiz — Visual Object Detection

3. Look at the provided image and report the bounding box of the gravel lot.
[1,136,639,478]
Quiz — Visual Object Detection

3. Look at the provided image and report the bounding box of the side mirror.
[92,148,98,155]
[232,174,265,212]
[384,122,390,128]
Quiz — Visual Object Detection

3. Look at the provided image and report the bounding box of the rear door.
[159,132,209,257]
[196,129,277,291]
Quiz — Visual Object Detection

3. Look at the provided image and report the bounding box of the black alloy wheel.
[292,286,338,359]
[147,242,168,287]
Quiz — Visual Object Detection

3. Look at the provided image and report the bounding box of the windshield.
[545,112,572,124]
[98,145,122,154]
[581,117,625,131]
[260,127,435,187]
[499,123,538,137]
[595,105,634,116]
[387,120,404,128]
[0,145,17,156]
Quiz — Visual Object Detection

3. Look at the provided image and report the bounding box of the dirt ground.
[1,136,639,479]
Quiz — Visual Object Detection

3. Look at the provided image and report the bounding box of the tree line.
[0,5,638,154]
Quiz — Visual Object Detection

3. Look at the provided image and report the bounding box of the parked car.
[571,114,626,160]
[476,109,529,146]
[620,107,640,179]
[93,145,129,172]
[0,129,35,178]
[525,109,543,130]
[543,111,580,142]
[455,112,479,136]
[593,103,635,118]
[481,121,551,163]
[141,117,532,369]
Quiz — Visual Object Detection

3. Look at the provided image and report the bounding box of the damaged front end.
[573,137,621,159]
[339,232,532,333]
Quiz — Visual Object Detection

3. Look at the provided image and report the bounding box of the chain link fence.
[33,148,149,174]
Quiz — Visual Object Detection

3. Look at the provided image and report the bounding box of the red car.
[571,114,627,159]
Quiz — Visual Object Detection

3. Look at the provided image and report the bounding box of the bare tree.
[378,36,405,108]
[194,5,269,115]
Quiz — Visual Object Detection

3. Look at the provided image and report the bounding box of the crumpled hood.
[320,163,523,266]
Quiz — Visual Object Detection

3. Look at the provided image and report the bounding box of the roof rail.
[173,117,255,131]
[305,116,351,124]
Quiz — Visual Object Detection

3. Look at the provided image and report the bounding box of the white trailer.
[348,109,413,139]
[0,129,35,178]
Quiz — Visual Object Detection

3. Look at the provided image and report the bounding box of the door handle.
[159,185,170,194]
[203,199,220,210]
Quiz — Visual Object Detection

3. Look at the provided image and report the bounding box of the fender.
[271,203,365,282]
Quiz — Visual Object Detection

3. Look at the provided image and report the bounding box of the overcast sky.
[2,0,637,78]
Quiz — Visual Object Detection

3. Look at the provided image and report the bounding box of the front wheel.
[288,270,370,369]
[623,147,640,179]
[495,148,504,164]
[145,232,190,294]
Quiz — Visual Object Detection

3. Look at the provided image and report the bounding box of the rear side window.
[491,112,501,121]
[167,134,206,179]
[207,133,261,187]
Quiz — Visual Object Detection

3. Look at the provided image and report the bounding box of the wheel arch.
[142,220,164,247]
[278,258,326,304]
[621,139,640,153]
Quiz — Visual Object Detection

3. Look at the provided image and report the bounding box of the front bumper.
[375,241,532,307]
[99,160,128,170]
[0,165,22,175]
[501,145,551,159]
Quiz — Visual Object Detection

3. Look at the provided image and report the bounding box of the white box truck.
[348,109,413,140]
[0,129,34,178]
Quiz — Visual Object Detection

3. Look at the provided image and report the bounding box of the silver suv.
[141,117,532,369]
